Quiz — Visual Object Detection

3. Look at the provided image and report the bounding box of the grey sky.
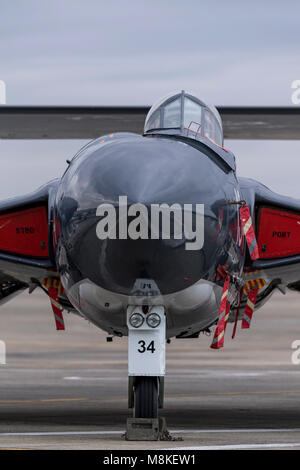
[0,0,300,199]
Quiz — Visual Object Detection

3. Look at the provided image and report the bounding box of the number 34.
[138,340,156,354]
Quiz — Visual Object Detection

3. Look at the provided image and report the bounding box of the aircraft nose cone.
[88,136,208,206]
[56,134,230,295]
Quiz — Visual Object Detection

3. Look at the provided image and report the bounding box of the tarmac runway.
[0,289,300,450]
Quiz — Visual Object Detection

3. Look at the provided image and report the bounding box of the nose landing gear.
[134,376,158,419]
[125,306,168,440]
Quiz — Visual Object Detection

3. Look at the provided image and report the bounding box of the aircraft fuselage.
[54,132,244,338]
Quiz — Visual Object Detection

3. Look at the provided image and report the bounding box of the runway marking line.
[1,428,300,437]
[168,389,300,398]
[63,370,300,380]
[1,389,300,406]
[0,448,31,450]
[163,443,300,450]
[0,398,87,405]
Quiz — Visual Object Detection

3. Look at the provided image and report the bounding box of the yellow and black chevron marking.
[42,277,64,295]
[243,278,266,295]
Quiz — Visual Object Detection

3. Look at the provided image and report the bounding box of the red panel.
[0,206,49,257]
[257,207,300,258]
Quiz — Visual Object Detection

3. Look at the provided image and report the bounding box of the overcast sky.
[0,0,300,199]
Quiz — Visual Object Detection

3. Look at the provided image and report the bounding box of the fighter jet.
[0,91,300,422]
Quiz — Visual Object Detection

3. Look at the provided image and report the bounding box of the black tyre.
[134,376,158,418]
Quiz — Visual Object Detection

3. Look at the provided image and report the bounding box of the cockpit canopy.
[144,90,223,147]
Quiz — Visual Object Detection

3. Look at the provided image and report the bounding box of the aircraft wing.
[0,106,300,140]
[220,107,300,140]
[0,180,60,305]
[239,177,300,307]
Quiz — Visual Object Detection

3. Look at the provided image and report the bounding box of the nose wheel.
[126,305,178,440]
[134,376,158,418]
[127,305,166,437]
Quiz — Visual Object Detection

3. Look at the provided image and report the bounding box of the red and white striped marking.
[240,205,259,260]
[42,278,65,331]
[211,275,230,349]
[242,288,259,329]
[241,278,266,329]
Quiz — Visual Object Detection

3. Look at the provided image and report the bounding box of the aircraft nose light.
[129,312,144,328]
[146,312,161,328]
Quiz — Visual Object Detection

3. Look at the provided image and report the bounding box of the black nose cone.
[56,134,229,295]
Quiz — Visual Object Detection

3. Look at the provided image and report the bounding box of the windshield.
[144,91,223,146]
